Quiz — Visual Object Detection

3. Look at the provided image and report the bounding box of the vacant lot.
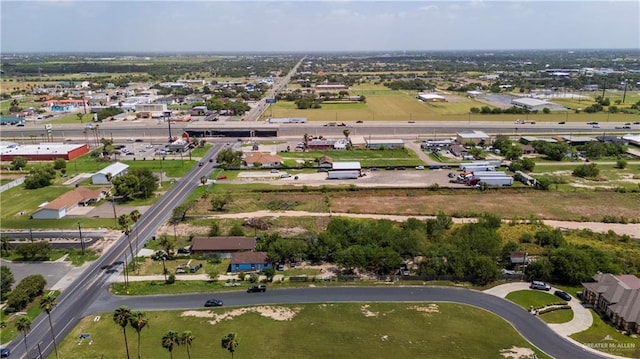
[56,303,549,359]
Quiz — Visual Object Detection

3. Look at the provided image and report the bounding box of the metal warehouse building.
[0,142,89,161]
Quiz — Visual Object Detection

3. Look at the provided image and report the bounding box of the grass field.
[571,310,640,358]
[539,309,574,324]
[54,303,550,359]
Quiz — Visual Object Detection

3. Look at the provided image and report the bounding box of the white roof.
[418,93,445,100]
[0,143,85,156]
[457,130,489,139]
[332,161,361,170]
[512,98,549,107]
[366,139,404,145]
[96,162,129,176]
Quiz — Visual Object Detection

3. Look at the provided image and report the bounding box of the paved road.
[87,286,608,359]
[4,144,226,359]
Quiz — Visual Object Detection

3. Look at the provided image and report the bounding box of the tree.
[179,331,195,359]
[615,159,628,169]
[157,235,175,258]
[129,167,159,198]
[572,163,599,178]
[1,235,10,254]
[129,311,148,359]
[228,223,245,236]
[162,330,179,359]
[221,333,239,359]
[525,258,552,282]
[113,306,132,359]
[76,112,84,124]
[216,148,243,169]
[15,315,32,356]
[40,293,59,359]
[210,193,232,211]
[10,156,27,170]
[112,174,141,199]
[1,266,14,301]
[208,222,221,236]
[200,176,207,185]
[24,166,56,189]
[342,129,350,139]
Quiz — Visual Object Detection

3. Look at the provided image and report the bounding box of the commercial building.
[582,273,640,334]
[417,93,447,102]
[0,142,89,161]
[511,98,553,111]
[32,187,109,219]
[456,130,490,145]
[365,139,405,149]
[91,162,130,185]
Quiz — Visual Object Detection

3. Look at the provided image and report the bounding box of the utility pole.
[622,80,628,103]
[78,222,85,255]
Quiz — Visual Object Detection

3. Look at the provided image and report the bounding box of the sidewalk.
[484,283,631,359]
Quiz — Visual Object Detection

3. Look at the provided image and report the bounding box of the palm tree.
[129,209,142,270]
[39,293,59,359]
[129,311,148,359]
[179,331,195,359]
[161,330,179,359]
[15,316,32,356]
[221,333,239,359]
[113,306,132,359]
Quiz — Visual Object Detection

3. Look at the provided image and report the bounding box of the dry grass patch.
[181,305,301,325]
[500,346,536,359]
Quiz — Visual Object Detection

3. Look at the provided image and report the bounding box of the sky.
[1,0,639,53]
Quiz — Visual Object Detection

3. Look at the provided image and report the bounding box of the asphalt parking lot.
[0,258,73,289]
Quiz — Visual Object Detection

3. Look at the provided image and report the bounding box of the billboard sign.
[265,98,277,104]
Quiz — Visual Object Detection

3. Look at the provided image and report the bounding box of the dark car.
[554,290,572,301]
[247,285,267,293]
[558,121,566,124]
[204,299,224,307]
[190,263,203,273]
[0,348,10,358]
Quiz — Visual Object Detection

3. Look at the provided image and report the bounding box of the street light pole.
[77,222,85,255]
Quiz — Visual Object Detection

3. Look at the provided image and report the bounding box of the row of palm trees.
[113,305,239,358]
[14,293,59,359]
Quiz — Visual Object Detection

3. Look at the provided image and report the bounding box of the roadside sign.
[44,124,52,130]
[266,98,276,104]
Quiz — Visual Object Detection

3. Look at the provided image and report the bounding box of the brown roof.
[42,187,108,210]
[191,237,256,251]
[231,251,268,264]
[244,152,282,164]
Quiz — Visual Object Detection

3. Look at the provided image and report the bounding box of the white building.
[417,93,446,102]
[457,130,490,145]
[92,162,129,185]
[511,98,552,111]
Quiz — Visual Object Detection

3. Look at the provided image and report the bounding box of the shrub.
[165,274,176,284]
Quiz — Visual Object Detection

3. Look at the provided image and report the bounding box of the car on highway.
[592,124,600,128]
[0,347,10,358]
[554,290,572,301]
[198,162,203,167]
[204,299,224,307]
[415,166,425,170]
[247,284,267,293]
[530,281,551,291]
[558,121,566,124]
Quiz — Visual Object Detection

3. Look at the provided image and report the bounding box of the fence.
[0,177,25,193]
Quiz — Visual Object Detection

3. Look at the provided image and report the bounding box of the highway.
[5,143,225,359]
[87,286,607,359]
[1,120,635,143]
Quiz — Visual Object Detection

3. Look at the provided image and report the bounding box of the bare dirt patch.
[410,304,440,314]
[156,223,209,238]
[499,346,536,359]
[361,304,379,317]
[181,306,301,325]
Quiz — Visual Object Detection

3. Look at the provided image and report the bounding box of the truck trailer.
[327,170,360,180]
[477,176,514,186]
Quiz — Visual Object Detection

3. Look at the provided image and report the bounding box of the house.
[243,153,282,168]
[520,144,536,155]
[582,273,640,334]
[450,144,468,157]
[457,130,490,145]
[229,252,271,273]
[32,187,109,219]
[190,236,256,258]
[91,162,129,185]
[509,251,529,266]
[318,155,333,169]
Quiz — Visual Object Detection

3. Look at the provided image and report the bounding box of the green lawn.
[130,257,230,277]
[54,303,550,359]
[506,290,566,309]
[539,308,574,324]
[571,310,640,358]
[0,291,59,344]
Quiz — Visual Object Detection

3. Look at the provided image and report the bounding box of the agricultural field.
[55,303,550,359]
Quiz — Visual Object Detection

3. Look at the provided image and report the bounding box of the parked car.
[415,166,425,170]
[530,281,551,291]
[175,268,187,274]
[190,263,203,273]
[270,169,279,173]
[247,285,267,293]
[554,290,572,301]
[281,173,291,178]
[277,264,285,271]
[0,348,10,358]
[204,299,224,307]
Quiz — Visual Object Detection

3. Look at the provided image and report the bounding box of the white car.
[415,166,425,170]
